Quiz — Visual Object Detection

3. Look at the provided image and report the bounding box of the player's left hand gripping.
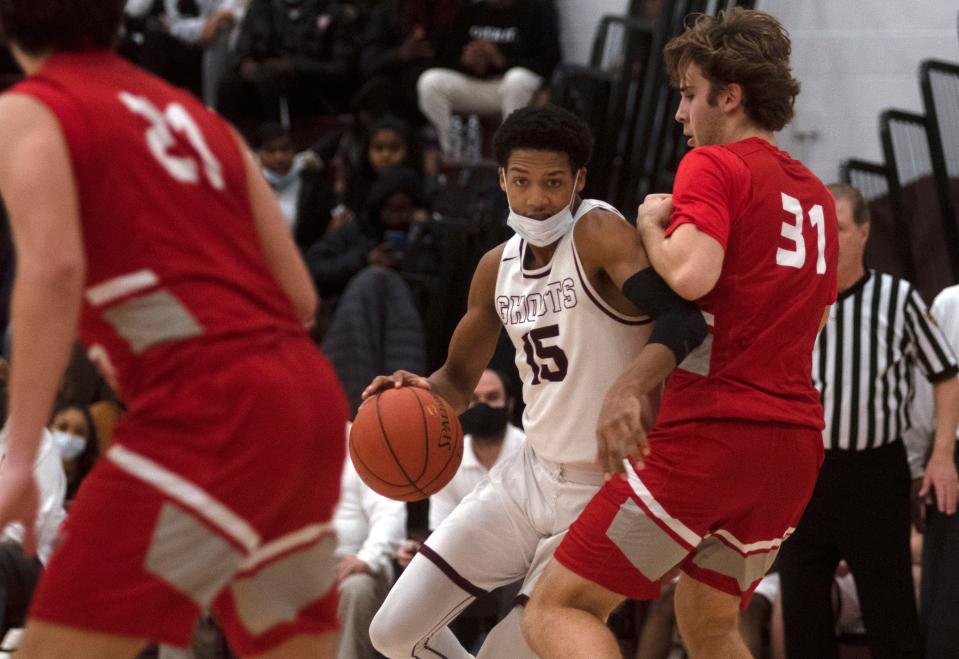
[596,394,649,478]
[0,463,40,557]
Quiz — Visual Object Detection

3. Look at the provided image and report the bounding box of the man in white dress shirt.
[429,369,525,529]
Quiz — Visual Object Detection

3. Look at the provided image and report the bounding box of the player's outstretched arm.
[233,128,318,326]
[363,245,504,412]
[0,94,86,551]
[576,210,707,474]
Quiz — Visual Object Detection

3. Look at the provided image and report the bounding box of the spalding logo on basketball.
[349,387,464,501]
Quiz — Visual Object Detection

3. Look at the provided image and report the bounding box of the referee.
[778,183,959,659]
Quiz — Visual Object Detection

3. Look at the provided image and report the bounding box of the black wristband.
[622,268,708,363]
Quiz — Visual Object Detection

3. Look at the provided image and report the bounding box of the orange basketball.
[349,387,464,501]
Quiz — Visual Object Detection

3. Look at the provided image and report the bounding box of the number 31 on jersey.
[776,192,826,274]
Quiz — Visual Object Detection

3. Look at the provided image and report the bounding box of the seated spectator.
[163,0,248,106]
[428,368,525,529]
[0,425,67,639]
[318,168,431,412]
[338,114,422,220]
[306,165,429,301]
[217,0,361,131]
[255,122,337,249]
[333,430,406,659]
[358,0,462,127]
[417,0,561,153]
[49,403,100,504]
[121,0,204,97]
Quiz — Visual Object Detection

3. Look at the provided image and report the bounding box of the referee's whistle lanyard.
[504,173,580,247]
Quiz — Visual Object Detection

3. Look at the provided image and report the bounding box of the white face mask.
[261,158,303,190]
[51,430,87,460]
[504,171,580,247]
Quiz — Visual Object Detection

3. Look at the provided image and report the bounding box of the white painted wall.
[555,0,630,64]
[759,0,959,182]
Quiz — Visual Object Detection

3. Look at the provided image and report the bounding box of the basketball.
[349,387,464,501]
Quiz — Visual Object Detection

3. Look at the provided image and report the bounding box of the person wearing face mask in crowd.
[48,404,100,504]
[0,422,66,640]
[255,122,337,250]
[428,368,524,530]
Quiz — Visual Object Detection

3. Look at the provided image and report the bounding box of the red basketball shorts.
[555,419,823,608]
[30,336,348,655]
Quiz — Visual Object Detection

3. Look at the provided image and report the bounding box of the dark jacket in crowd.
[438,0,561,79]
[358,0,461,80]
[233,0,360,86]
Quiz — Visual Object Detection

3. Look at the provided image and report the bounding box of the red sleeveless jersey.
[657,138,839,430]
[9,52,305,399]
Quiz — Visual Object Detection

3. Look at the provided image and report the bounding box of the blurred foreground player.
[525,9,839,658]
[0,1,347,657]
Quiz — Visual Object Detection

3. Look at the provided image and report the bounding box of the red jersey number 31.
[776,192,827,274]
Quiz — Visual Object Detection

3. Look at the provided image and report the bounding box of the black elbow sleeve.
[623,268,709,364]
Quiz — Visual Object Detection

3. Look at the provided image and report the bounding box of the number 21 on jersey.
[118,92,225,191]
[776,192,826,274]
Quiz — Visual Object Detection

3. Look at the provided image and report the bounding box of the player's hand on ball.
[0,462,39,557]
[596,393,649,477]
[362,370,431,400]
[637,193,674,231]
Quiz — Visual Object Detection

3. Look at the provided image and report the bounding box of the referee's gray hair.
[827,183,870,226]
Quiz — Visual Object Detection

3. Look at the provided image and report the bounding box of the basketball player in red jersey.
[524,9,839,658]
[0,2,347,657]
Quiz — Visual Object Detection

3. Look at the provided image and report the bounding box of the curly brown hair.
[0,0,125,56]
[663,8,800,132]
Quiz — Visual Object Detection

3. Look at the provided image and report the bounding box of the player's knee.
[368,600,418,658]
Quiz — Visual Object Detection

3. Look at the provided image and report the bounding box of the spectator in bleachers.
[318,167,429,411]
[121,0,204,97]
[0,425,66,639]
[49,403,100,504]
[338,114,422,219]
[416,0,561,153]
[307,164,429,300]
[333,430,406,659]
[163,0,247,106]
[358,0,462,127]
[217,0,362,131]
[255,121,337,249]
[428,368,524,529]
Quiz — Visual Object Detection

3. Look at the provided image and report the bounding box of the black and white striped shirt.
[813,270,959,451]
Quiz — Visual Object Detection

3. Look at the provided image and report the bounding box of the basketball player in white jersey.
[364,105,707,659]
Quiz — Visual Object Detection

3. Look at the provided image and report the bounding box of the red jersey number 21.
[776,192,826,274]
[119,92,225,191]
